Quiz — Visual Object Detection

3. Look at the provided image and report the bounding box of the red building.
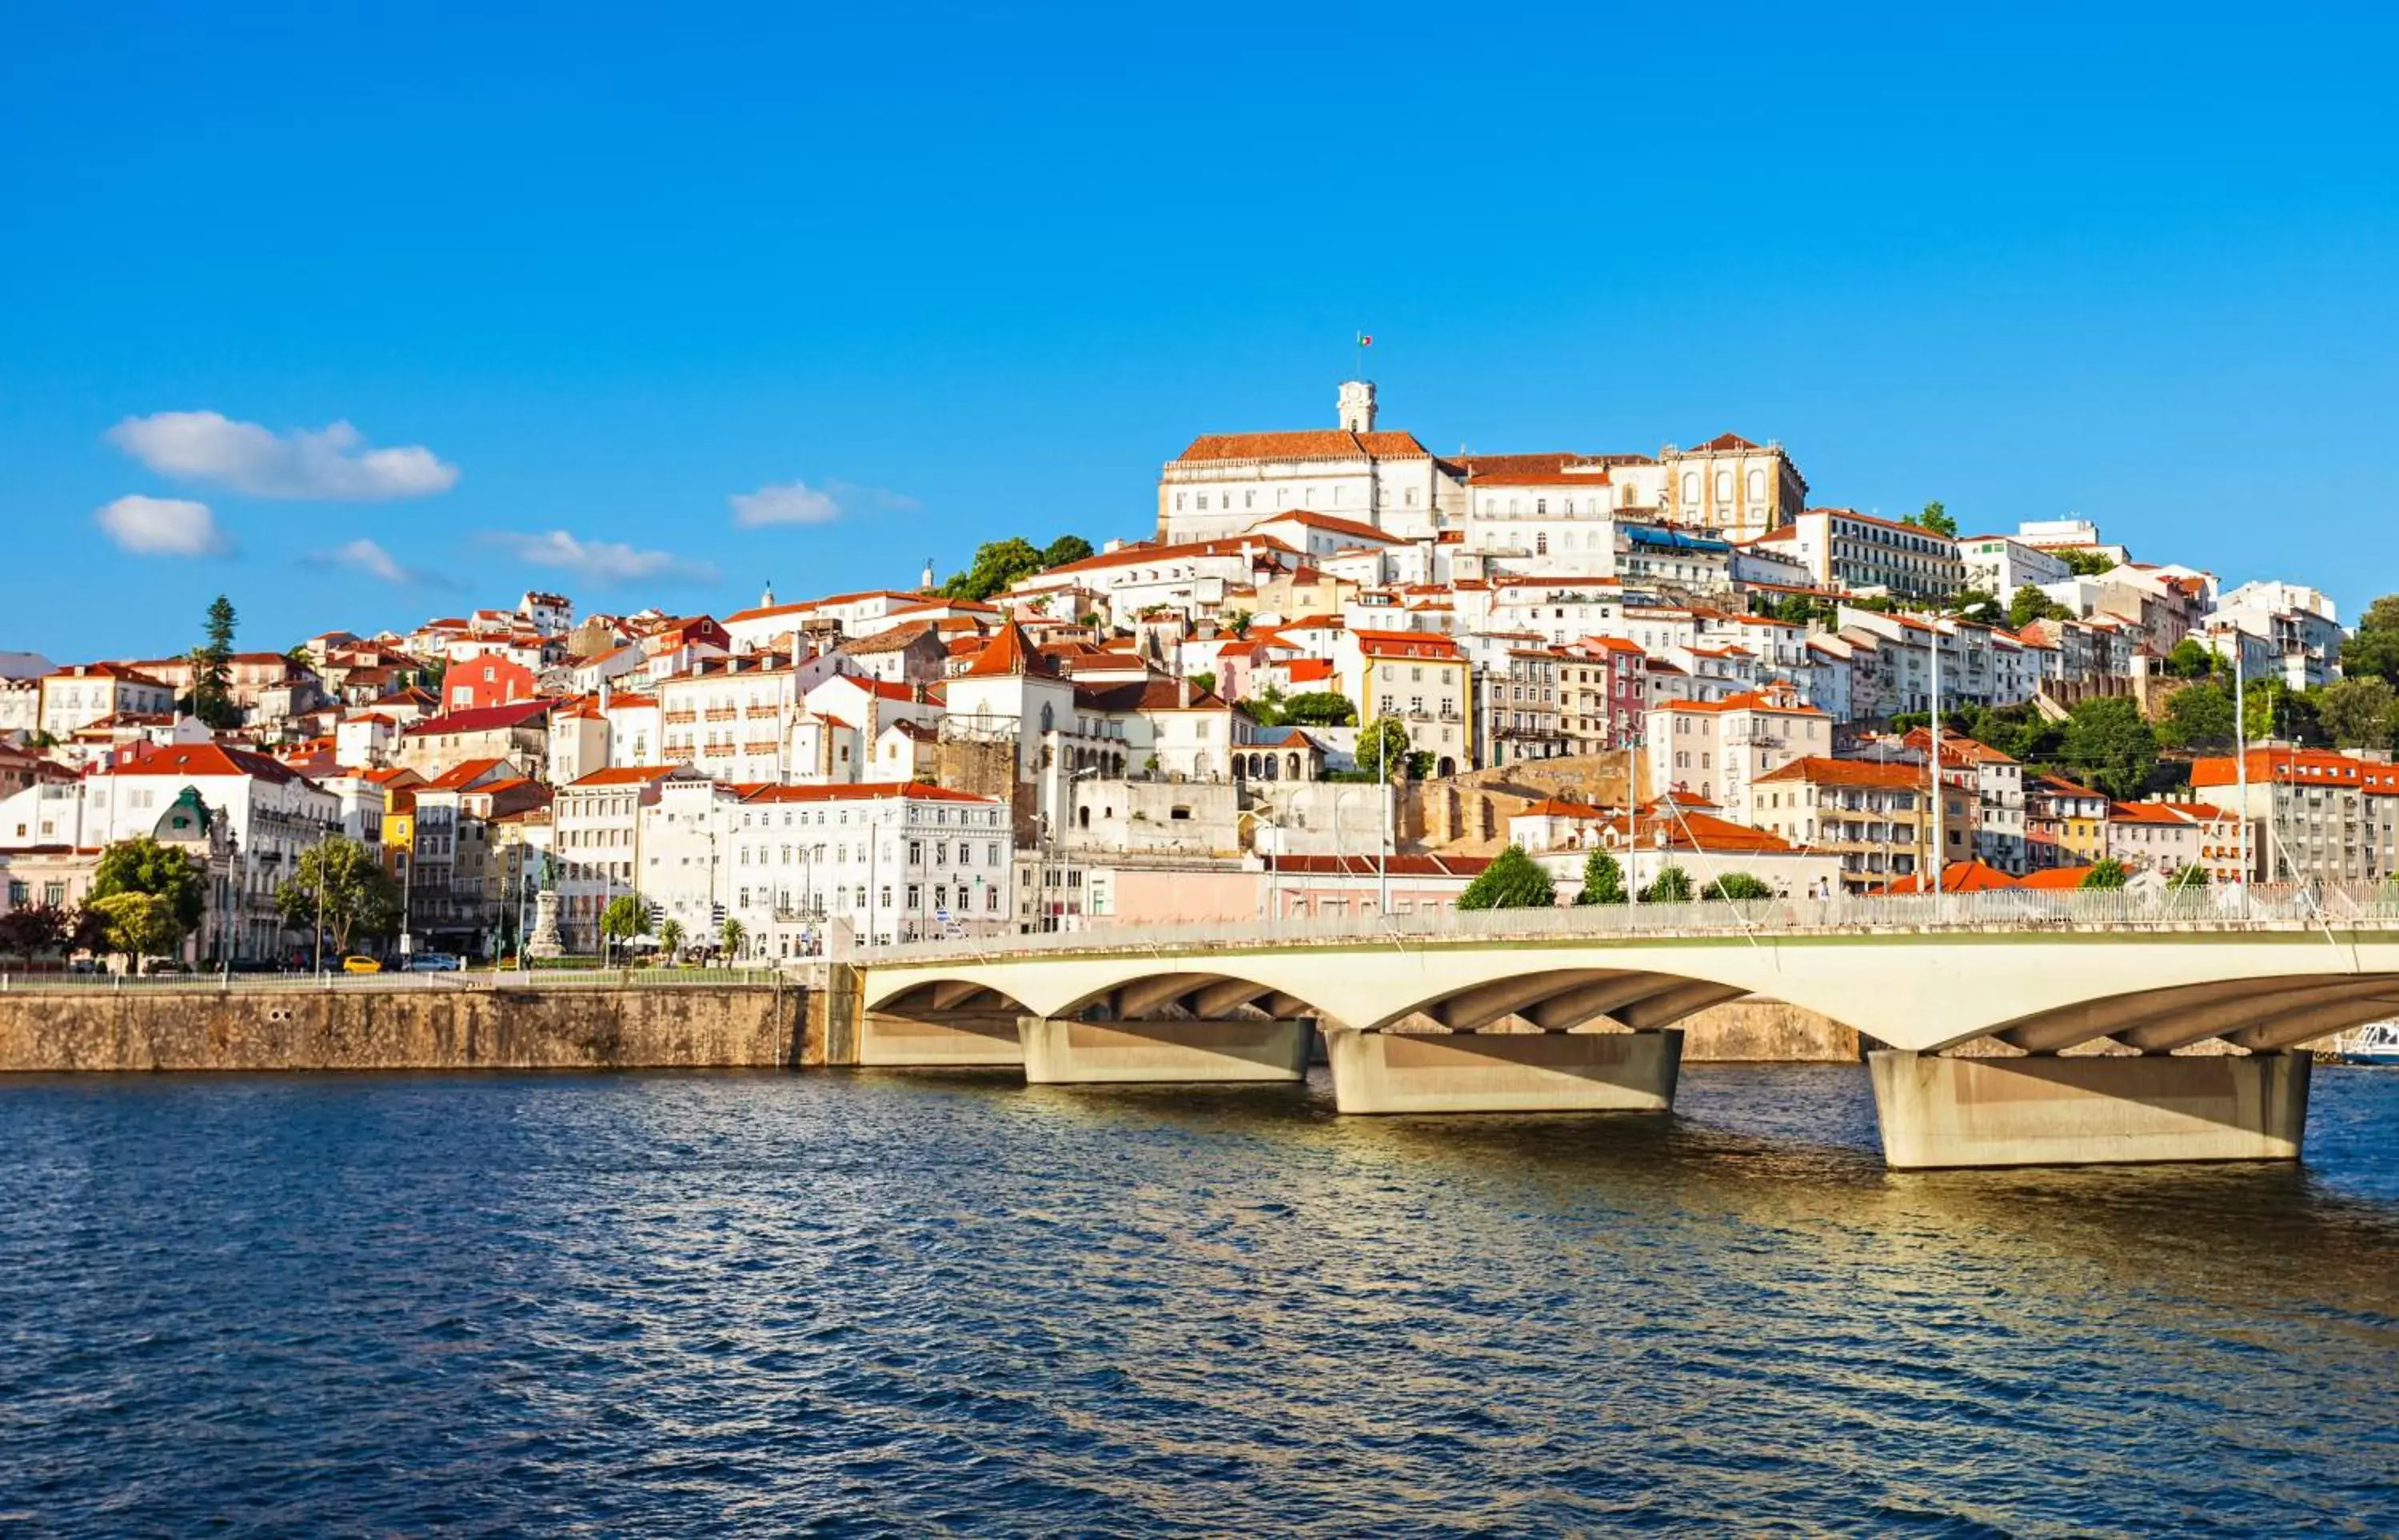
[441,655,539,712]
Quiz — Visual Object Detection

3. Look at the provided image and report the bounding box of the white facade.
[728,783,1012,956]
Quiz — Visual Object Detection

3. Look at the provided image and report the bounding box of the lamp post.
[1237,808,1279,920]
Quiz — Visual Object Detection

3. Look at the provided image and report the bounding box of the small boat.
[2329,1021,2399,1065]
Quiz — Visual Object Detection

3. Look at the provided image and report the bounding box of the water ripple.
[0,1064,2393,1535]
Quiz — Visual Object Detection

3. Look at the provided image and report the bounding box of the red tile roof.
[1172,430,1431,465]
[567,765,689,788]
[404,699,553,736]
[959,621,1051,679]
[1754,757,1926,789]
[740,780,998,805]
[94,742,301,784]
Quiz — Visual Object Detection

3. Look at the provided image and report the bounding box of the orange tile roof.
[959,621,1050,679]
[1352,629,1463,660]
[1172,429,1431,464]
[1654,689,1826,716]
[1250,509,1400,543]
[1883,860,2021,894]
[94,742,301,784]
[1754,756,1926,789]
[567,765,687,788]
[740,780,997,805]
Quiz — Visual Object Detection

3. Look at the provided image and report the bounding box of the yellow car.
[341,956,383,975]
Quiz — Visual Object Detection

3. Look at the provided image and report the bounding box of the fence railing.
[855,883,2399,966]
[0,967,792,995]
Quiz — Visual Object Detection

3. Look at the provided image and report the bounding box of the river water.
[2,1064,2394,1536]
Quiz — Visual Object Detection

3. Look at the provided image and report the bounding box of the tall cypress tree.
[191,594,239,728]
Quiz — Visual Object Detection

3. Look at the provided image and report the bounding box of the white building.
[1157,381,1459,544]
[38,664,175,740]
[1958,533,2071,596]
[1644,684,1834,827]
[728,781,1012,956]
[551,764,709,953]
[84,741,340,961]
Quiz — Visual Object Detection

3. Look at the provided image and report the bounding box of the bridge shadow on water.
[866,1060,2399,1326]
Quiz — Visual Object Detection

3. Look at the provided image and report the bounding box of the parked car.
[341,956,383,975]
[404,953,463,972]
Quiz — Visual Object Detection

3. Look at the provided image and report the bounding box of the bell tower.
[1338,379,1377,433]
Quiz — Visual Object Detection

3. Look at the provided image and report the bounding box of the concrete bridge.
[851,889,2399,1170]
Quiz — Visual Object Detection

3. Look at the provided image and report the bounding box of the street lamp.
[1236,808,1279,920]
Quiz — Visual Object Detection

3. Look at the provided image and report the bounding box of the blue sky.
[3,2,2393,661]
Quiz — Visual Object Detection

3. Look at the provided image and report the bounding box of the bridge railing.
[0,967,792,995]
[855,883,2399,965]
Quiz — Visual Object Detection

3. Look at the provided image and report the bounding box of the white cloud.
[94,495,230,557]
[106,410,461,500]
[489,529,718,586]
[316,537,417,584]
[728,477,916,528]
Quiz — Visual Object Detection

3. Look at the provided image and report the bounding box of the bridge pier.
[1867,1050,2313,1169]
[1018,1016,1312,1084]
[1323,1027,1683,1115]
[858,1010,1025,1067]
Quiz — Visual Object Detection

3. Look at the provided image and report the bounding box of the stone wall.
[0,984,808,1073]
[1677,1000,1859,1063]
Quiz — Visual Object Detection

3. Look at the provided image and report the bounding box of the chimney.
[1179,672,1193,708]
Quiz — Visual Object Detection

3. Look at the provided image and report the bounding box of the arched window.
[1039,703,1054,733]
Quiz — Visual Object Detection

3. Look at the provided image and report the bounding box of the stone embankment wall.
[1677,1001,1859,1063]
[0,985,812,1073]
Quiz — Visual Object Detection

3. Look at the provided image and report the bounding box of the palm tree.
[657,917,685,962]
[718,916,747,963]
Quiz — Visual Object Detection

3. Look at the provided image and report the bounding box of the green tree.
[1640,866,1695,904]
[1223,610,1253,636]
[190,594,240,728]
[2078,858,2131,890]
[2341,593,2399,684]
[657,917,685,960]
[274,837,401,957]
[91,891,182,969]
[719,915,747,959]
[2315,676,2398,749]
[2058,696,2158,800]
[2168,864,2210,889]
[1039,534,1095,569]
[1280,691,1357,727]
[1359,716,1410,780]
[2165,637,2214,678]
[2007,584,2073,631]
[1702,872,1776,900]
[2058,549,2118,577]
[937,537,1047,601]
[1575,848,1628,905]
[1456,845,1557,910]
[1244,684,1287,727]
[2158,679,2237,752]
[1902,501,1958,537]
[601,893,649,944]
[1946,588,2001,620]
[1188,670,1216,699]
[65,902,112,958]
[90,836,206,936]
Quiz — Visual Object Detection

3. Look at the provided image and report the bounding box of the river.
[2,1064,2394,1535]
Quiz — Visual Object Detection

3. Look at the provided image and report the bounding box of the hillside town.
[3,379,2390,967]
